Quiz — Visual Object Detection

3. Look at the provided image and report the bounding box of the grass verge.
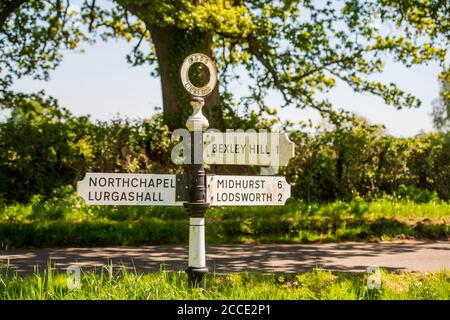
[0,267,448,300]
[0,198,449,248]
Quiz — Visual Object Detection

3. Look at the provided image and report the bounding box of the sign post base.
[184,202,209,293]
[186,266,208,293]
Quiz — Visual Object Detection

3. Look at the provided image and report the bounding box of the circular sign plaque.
[180,53,217,97]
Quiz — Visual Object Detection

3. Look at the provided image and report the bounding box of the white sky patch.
[67,4,80,15]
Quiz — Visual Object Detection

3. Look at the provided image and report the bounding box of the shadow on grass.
[1,241,449,275]
[0,217,448,249]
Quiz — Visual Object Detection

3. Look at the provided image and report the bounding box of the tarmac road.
[0,241,449,274]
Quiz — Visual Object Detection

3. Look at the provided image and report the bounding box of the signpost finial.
[180,53,217,132]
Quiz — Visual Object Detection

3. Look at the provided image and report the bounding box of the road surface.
[0,241,449,274]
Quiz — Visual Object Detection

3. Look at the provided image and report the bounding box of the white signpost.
[203,132,295,166]
[77,173,182,206]
[75,53,296,294]
[207,175,291,206]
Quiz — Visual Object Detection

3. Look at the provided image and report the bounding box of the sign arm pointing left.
[77,173,190,206]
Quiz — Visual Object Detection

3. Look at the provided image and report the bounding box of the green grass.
[0,267,448,300]
[0,196,449,248]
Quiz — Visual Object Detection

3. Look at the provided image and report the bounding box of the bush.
[285,113,450,201]
[0,92,175,203]
[1,92,449,202]
[395,186,440,203]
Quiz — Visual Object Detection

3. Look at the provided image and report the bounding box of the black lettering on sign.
[89,177,97,187]
[99,178,107,187]
[215,178,267,189]
[210,144,248,154]
[86,191,170,202]
[217,192,275,203]
[88,191,103,201]
[86,176,175,189]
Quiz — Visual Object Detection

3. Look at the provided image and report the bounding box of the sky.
[4,9,446,137]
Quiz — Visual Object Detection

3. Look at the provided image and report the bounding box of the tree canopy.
[1,0,449,129]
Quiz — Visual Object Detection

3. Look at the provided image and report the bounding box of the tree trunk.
[148,25,224,130]
[116,1,225,130]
